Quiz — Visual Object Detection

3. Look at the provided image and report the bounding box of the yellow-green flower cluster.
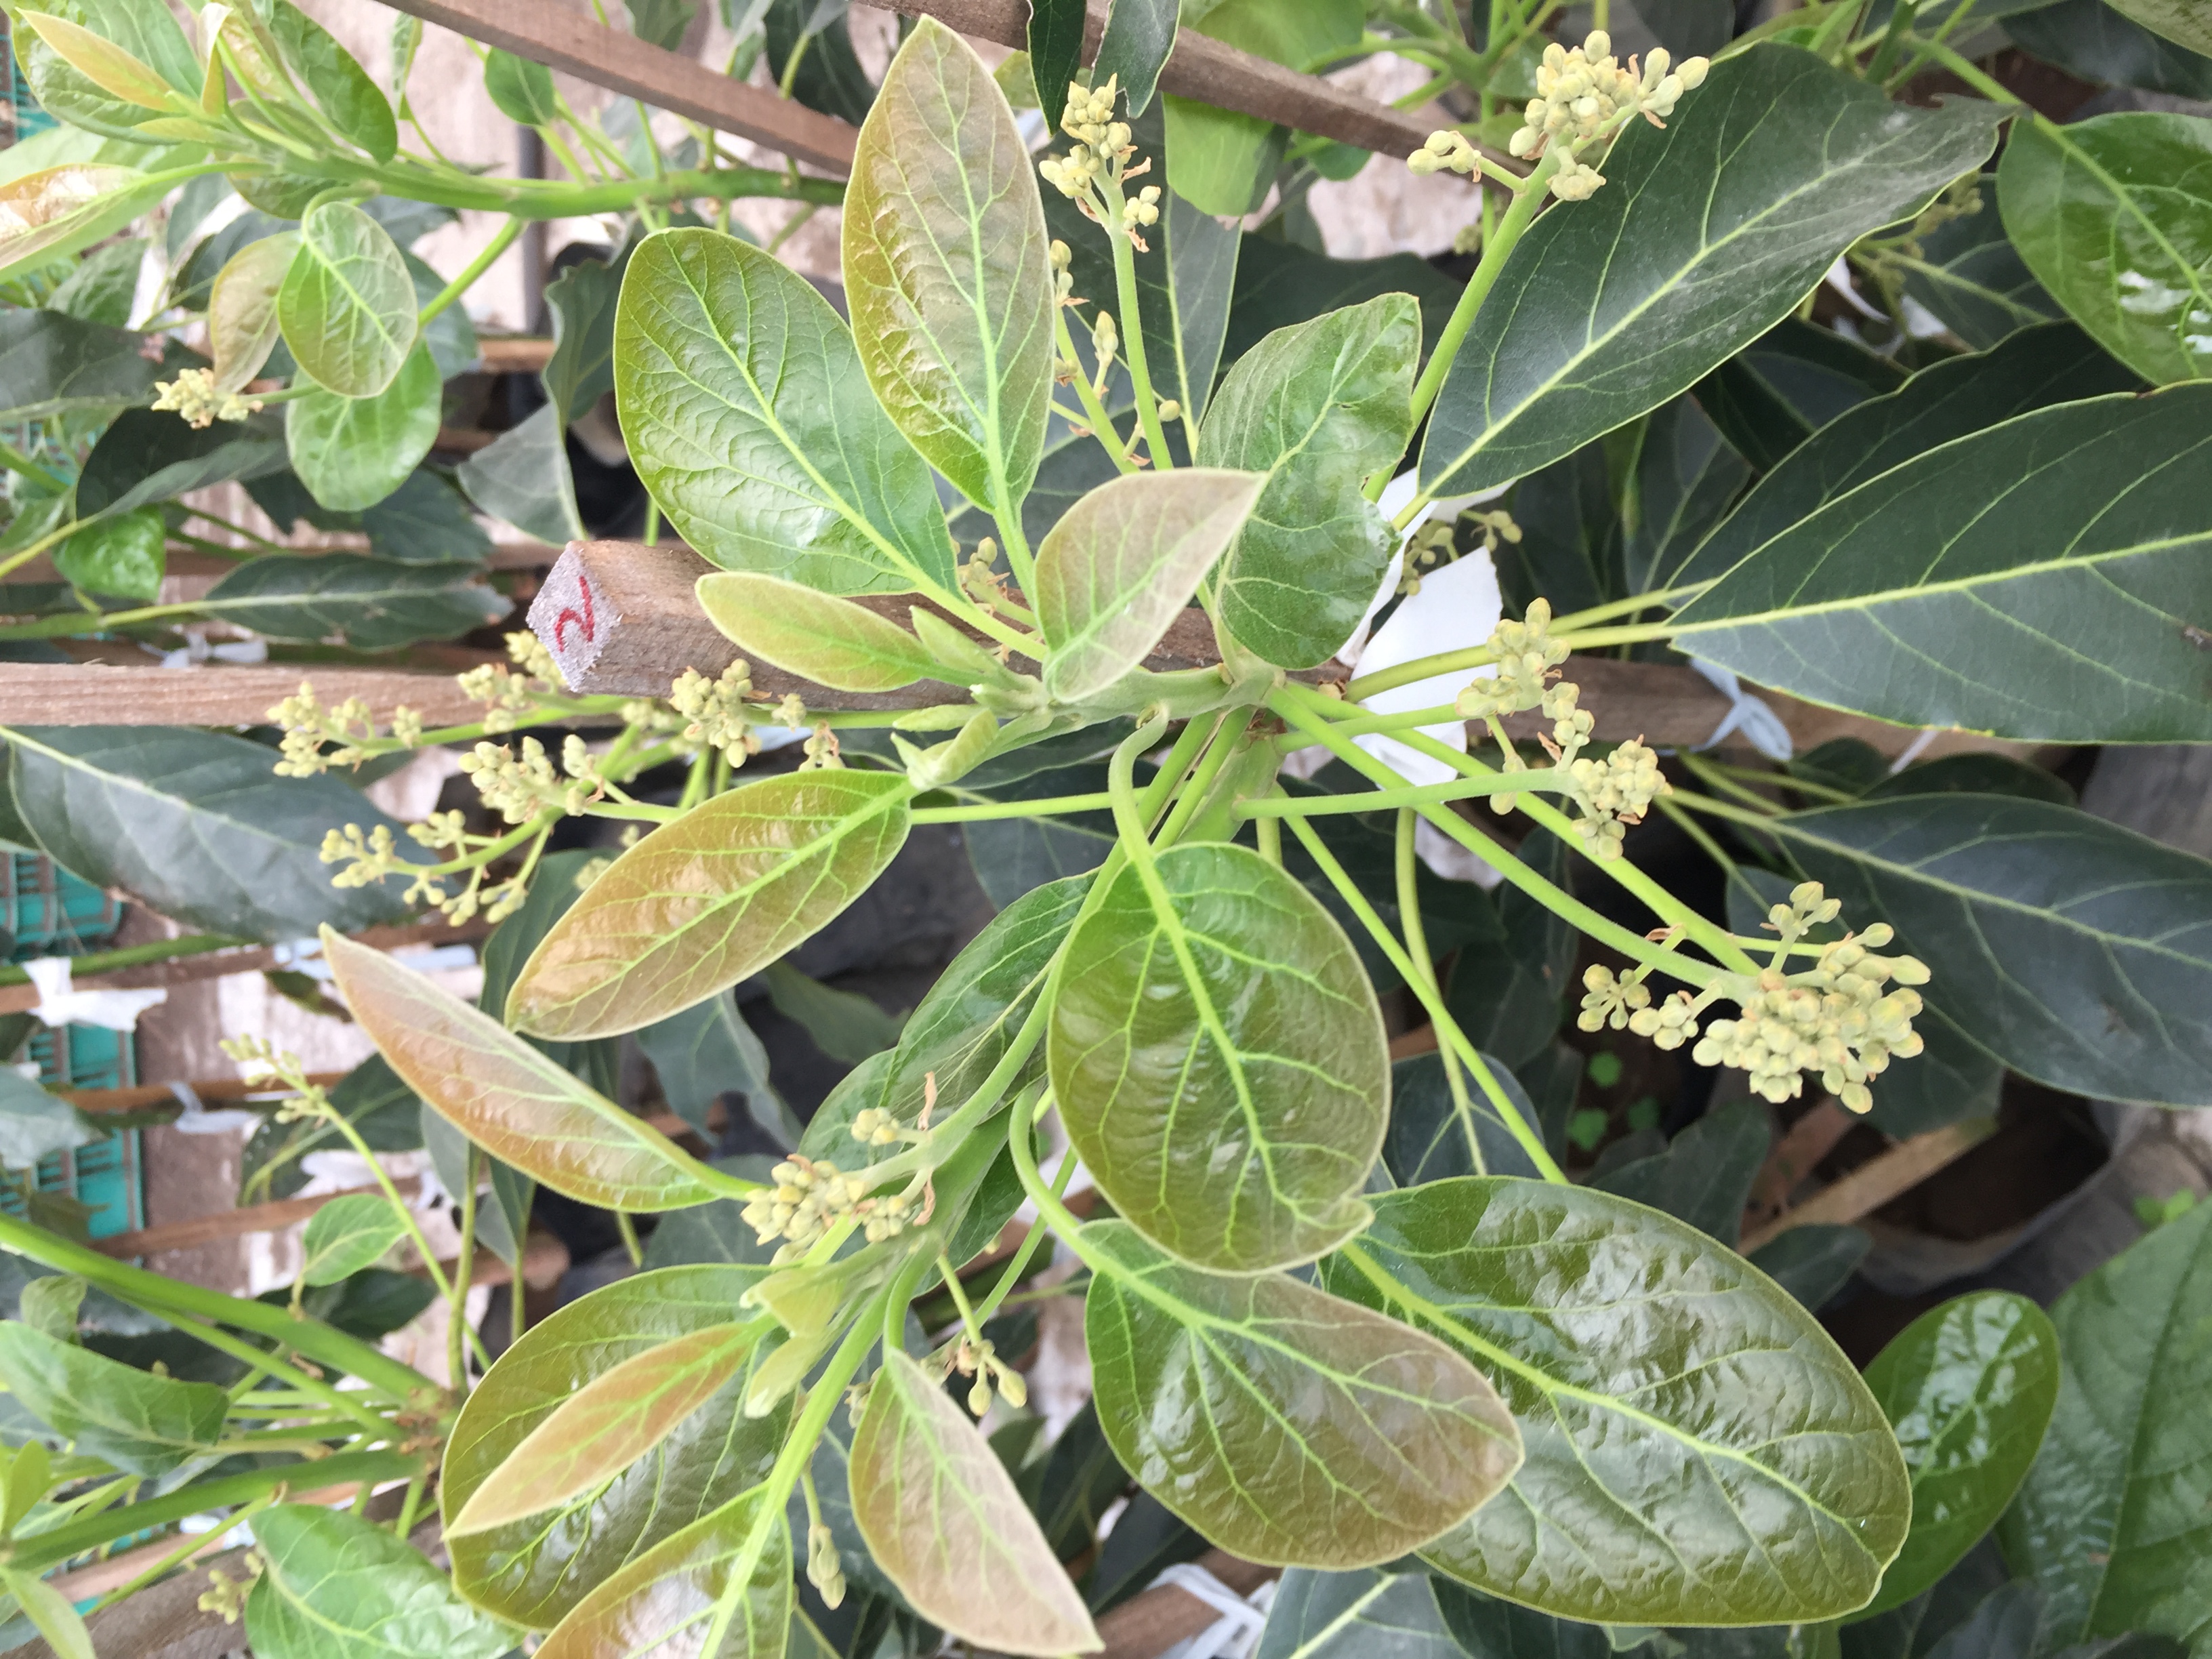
[1511,35,1709,162]
[1694,928,1929,1111]
[668,661,762,763]
[457,632,561,734]
[742,1155,868,1261]
[1408,129,1480,178]
[947,1336,1028,1417]
[270,683,390,777]
[1039,75,1126,201]
[457,733,609,822]
[1458,597,1570,720]
[152,367,261,428]
[1567,739,1668,859]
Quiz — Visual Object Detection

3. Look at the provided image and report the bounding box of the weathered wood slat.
[0,663,487,728]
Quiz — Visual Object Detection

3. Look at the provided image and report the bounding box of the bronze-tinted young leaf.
[537,1486,790,1659]
[1324,1178,1910,1626]
[614,228,959,596]
[0,1323,225,1476]
[1052,843,1387,1272]
[1034,468,1263,701]
[0,164,173,284]
[277,200,417,398]
[1859,1292,2059,1618]
[508,771,912,1041]
[695,572,946,693]
[208,228,299,396]
[443,1266,787,1630]
[1201,293,1420,669]
[1084,1221,1521,1568]
[844,16,1053,514]
[451,1317,771,1538]
[14,13,173,110]
[851,1351,1101,1655]
[323,930,722,1210]
[1996,1199,2212,1651]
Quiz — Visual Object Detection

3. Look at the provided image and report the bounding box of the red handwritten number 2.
[553,578,597,652]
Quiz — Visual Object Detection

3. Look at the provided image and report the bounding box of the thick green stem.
[418,216,523,328]
[1240,773,1564,817]
[1092,175,1175,468]
[912,791,1115,824]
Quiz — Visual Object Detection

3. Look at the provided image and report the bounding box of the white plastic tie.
[167,1081,260,1136]
[268,937,333,982]
[1152,1561,1275,1659]
[1687,659,1794,762]
[21,957,167,1033]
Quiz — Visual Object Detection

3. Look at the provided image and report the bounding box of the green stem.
[1092,175,1175,468]
[912,791,1115,823]
[3,1452,419,1574]
[0,930,246,989]
[1341,617,1676,701]
[1668,786,1786,832]
[1910,35,2022,102]
[418,216,524,329]
[1396,808,1485,1172]
[1550,583,1709,631]
[448,1147,480,1391]
[968,1140,1078,1328]
[0,443,64,491]
[1153,709,1248,845]
[84,1490,283,1615]
[1676,751,1788,815]
[1656,795,1739,879]
[1239,773,1564,817]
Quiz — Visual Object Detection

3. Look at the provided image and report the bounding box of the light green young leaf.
[615,227,959,595]
[298,1192,407,1286]
[323,930,724,1211]
[761,962,904,1065]
[0,164,176,285]
[451,1317,770,1538]
[1052,843,1387,1273]
[1035,468,1263,700]
[277,200,417,397]
[246,1504,511,1659]
[454,404,583,546]
[2,1568,93,1659]
[14,12,173,110]
[0,1323,226,1476]
[1769,794,2212,1105]
[1324,1178,1912,1626]
[535,1486,790,1659]
[12,0,198,142]
[16,1276,83,1347]
[1200,293,1420,669]
[285,342,443,512]
[263,0,397,163]
[844,17,1053,516]
[45,230,145,325]
[696,572,947,693]
[443,1266,785,1629]
[5,726,415,939]
[1859,1292,2060,1618]
[1669,387,2212,741]
[1084,1220,1522,1567]
[208,228,300,396]
[1419,45,2005,496]
[851,1350,1101,1656]
[195,552,506,649]
[483,47,560,124]
[53,505,164,601]
[1672,321,2140,588]
[508,771,913,1042]
[1997,1199,2212,1651]
[1998,112,2211,387]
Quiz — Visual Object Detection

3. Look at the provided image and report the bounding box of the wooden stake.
[1739,1117,1998,1252]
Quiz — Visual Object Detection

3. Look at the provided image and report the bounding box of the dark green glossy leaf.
[454,403,582,546]
[511,771,912,1040]
[443,1265,787,1629]
[1385,1052,1547,1184]
[1997,1199,2212,1650]
[851,1350,1099,1654]
[1861,1292,2060,1618]
[844,18,1052,516]
[536,1484,790,1659]
[1052,842,1387,1271]
[1433,1579,1616,1656]
[696,573,945,693]
[1028,0,1085,135]
[4,726,412,938]
[0,307,158,421]
[1202,293,1420,669]
[627,0,697,49]
[1749,1223,1870,1313]
[1900,176,2062,350]
[1088,1492,1207,1612]
[1096,0,1178,114]
[1694,316,1907,474]
[0,1322,224,1475]
[2005,0,2212,96]
[2100,0,2212,52]
[1674,320,2138,587]
[52,504,162,600]
[1442,833,1573,1071]
[285,342,442,512]
[1256,1568,1464,1658]
[278,201,416,396]
[247,1502,510,1659]
[1868,752,2076,806]
[1163,0,1357,213]
[762,962,903,1066]
[1999,112,2212,386]
[1035,468,1262,700]
[544,247,624,423]
[1619,396,1748,595]
[325,930,722,1211]
[1498,440,1613,617]
[76,407,287,517]
[483,47,558,123]
[1326,1178,1912,1626]
[639,991,797,1146]
[642,1157,781,1270]
[1085,1218,1522,1566]
[243,1061,419,1206]
[763,0,874,125]
[1769,794,2212,1104]
[194,552,505,649]
[1420,46,2003,495]
[1223,239,1462,371]
[298,1192,406,1285]
[964,762,1118,907]
[420,1103,532,1271]
[264,0,396,163]
[1591,1097,1770,1246]
[1139,187,1240,425]
[616,228,958,594]
[43,228,148,326]
[950,422,1129,554]
[1670,387,2212,741]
